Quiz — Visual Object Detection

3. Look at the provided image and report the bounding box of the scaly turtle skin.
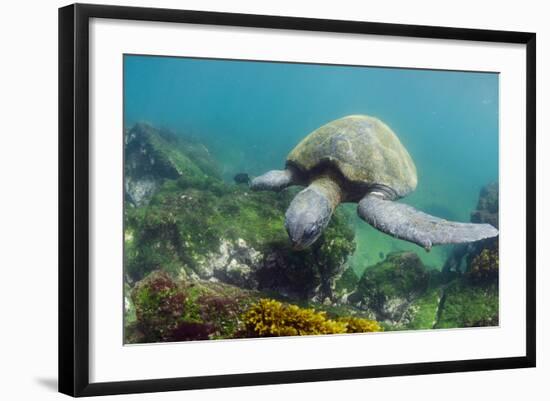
[251,115,498,250]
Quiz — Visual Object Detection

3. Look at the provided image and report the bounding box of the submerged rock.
[435,280,498,328]
[255,213,355,302]
[470,181,499,229]
[465,182,499,284]
[123,123,356,305]
[334,266,359,302]
[130,270,186,342]
[436,181,499,328]
[126,270,259,343]
[348,252,441,328]
[124,122,221,206]
[125,270,382,344]
[443,182,499,278]
[124,168,356,303]
[467,247,499,284]
[197,238,262,288]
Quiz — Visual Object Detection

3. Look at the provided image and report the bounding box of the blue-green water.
[124,55,498,273]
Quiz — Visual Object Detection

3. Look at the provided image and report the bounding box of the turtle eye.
[304,225,316,238]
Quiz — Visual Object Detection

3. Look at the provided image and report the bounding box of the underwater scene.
[123,54,499,344]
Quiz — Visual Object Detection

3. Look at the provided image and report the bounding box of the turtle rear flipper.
[357,194,499,251]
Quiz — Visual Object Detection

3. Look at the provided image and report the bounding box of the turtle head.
[284,186,333,250]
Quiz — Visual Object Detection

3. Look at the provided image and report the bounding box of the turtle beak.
[285,220,304,250]
[290,238,306,251]
[285,220,320,250]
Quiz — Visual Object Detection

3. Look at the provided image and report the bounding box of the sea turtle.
[250,115,499,250]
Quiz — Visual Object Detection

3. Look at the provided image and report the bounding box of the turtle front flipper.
[250,169,296,191]
[357,194,499,251]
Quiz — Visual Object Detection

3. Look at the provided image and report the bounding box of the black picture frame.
[59,3,536,397]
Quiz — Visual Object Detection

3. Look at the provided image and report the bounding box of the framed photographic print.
[58,3,536,397]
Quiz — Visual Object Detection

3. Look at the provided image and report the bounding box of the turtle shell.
[286,115,417,198]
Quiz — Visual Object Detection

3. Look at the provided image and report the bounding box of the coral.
[131,270,186,341]
[467,246,499,284]
[240,299,381,337]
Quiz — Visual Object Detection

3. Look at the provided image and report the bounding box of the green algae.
[435,280,499,329]
[352,252,430,306]
[125,174,356,297]
[334,266,359,296]
[404,286,441,330]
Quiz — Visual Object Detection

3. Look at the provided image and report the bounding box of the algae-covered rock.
[255,208,355,302]
[348,252,444,329]
[334,266,359,301]
[126,270,383,344]
[443,182,499,279]
[465,182,499,284]
[127,270,260,343]
[401,286,442,330]
[123,123,356,302]
[435,280,498,328]
[177,279,259,340]
[124,123,221,206]
[471,181,499,229]
[349,252,428,321]
[467,246,499,284]
[198,238,262,288]
[125,176,356,303]
[432,182,499,329]
[130,270,186,342]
